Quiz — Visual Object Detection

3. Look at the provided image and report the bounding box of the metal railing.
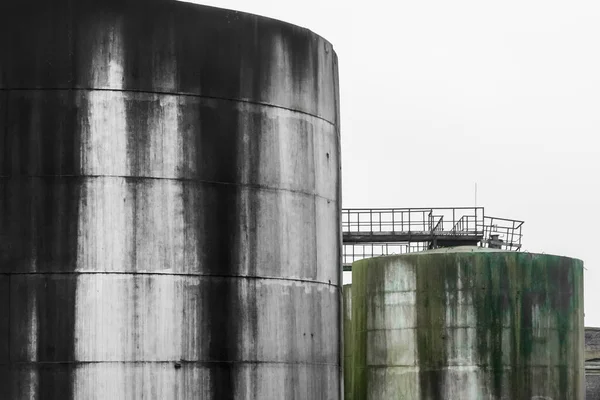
[483,216,524,251]
[342,207,484,235]
[342,207,523,265]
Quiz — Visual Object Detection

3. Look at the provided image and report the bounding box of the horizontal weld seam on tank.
[362,327,580,331]
[0,272,340,286]
[353,289,415,293]
[364,365,581,369]
[0,361,340,366]
[0,175,337,203]
[0,87,337,126]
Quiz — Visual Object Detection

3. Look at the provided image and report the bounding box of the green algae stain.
[415,254,448,399]
[469,252,584,399]
[349,251,584,400]
[469,252,511,397]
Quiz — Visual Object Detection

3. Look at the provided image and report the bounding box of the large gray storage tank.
[0,1,341,398]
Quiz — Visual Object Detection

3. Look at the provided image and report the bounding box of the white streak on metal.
[366,262,420,395]
[83,15,127,175]
[76,179,130,272]
[83,92,128,176]
[90,16,125,90]
[443,263,483,398]
[144,95,182,178]
[28,295,38,361]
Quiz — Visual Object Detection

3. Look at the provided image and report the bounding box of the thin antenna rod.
[475,183,477,208]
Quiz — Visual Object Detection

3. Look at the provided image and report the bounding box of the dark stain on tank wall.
[246,280,260,399]
[415,254,447,399]
[468,253,513,398]
[468,252,583,399]
[87,1,335,123]
[0,95,81,397]
[205,175,240,398]
[184,99,280,399]
[472,253,528,398]
[549,255,583,397]
[34,259,78,400]
[3,0,337,124]
[0,1,74,89]
[192,104,243,399]
[0,92,83,273]
[284,27,318,104]
[36,143,79,400]
[3,91,81,192]
[0,93,7,175]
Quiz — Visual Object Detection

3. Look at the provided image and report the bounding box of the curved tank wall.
[585,327,600,399]
[343,284,353,400]
[350,248,584,400]
[0,1,341,398]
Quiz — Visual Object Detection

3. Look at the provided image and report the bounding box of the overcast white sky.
[182,0,600,326]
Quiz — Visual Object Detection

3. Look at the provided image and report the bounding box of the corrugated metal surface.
[350,248,584,399]
[0,1,341,398]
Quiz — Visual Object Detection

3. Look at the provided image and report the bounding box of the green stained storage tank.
[344,284,353,400]
[350,247,584,400]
